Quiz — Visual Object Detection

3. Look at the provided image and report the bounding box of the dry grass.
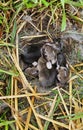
[0,0,83,130]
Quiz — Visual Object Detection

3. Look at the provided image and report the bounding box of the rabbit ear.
[52,58,57,64]
[46,61,52,69]
[40,46,44,56]
[32,61,38,66]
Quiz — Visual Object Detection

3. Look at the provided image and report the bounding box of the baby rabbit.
[41,42,59,70]
[57,66,69,85]
[56,53,69,86]
[57,52,67,68]
[41,43,59,64]
[37,56,57,87]
[24,66,38,77]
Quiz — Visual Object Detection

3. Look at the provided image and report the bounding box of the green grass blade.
[0,120,15,127]
[79,0,83,4]
[5,124,8,130]
[23,0,37,8]
[70,112,83,120]
[0,42,15,47]
[61,9,66,31]
[44,96,61,130]
[56,112,83,120]
[60,0,65,8]
[11,20,17,44]
[0,15,3,24]
[32,0,38,3]
[66,0,83,7]
[41,0,49,7]
[69,14,83,23]
[0,69,19,76]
